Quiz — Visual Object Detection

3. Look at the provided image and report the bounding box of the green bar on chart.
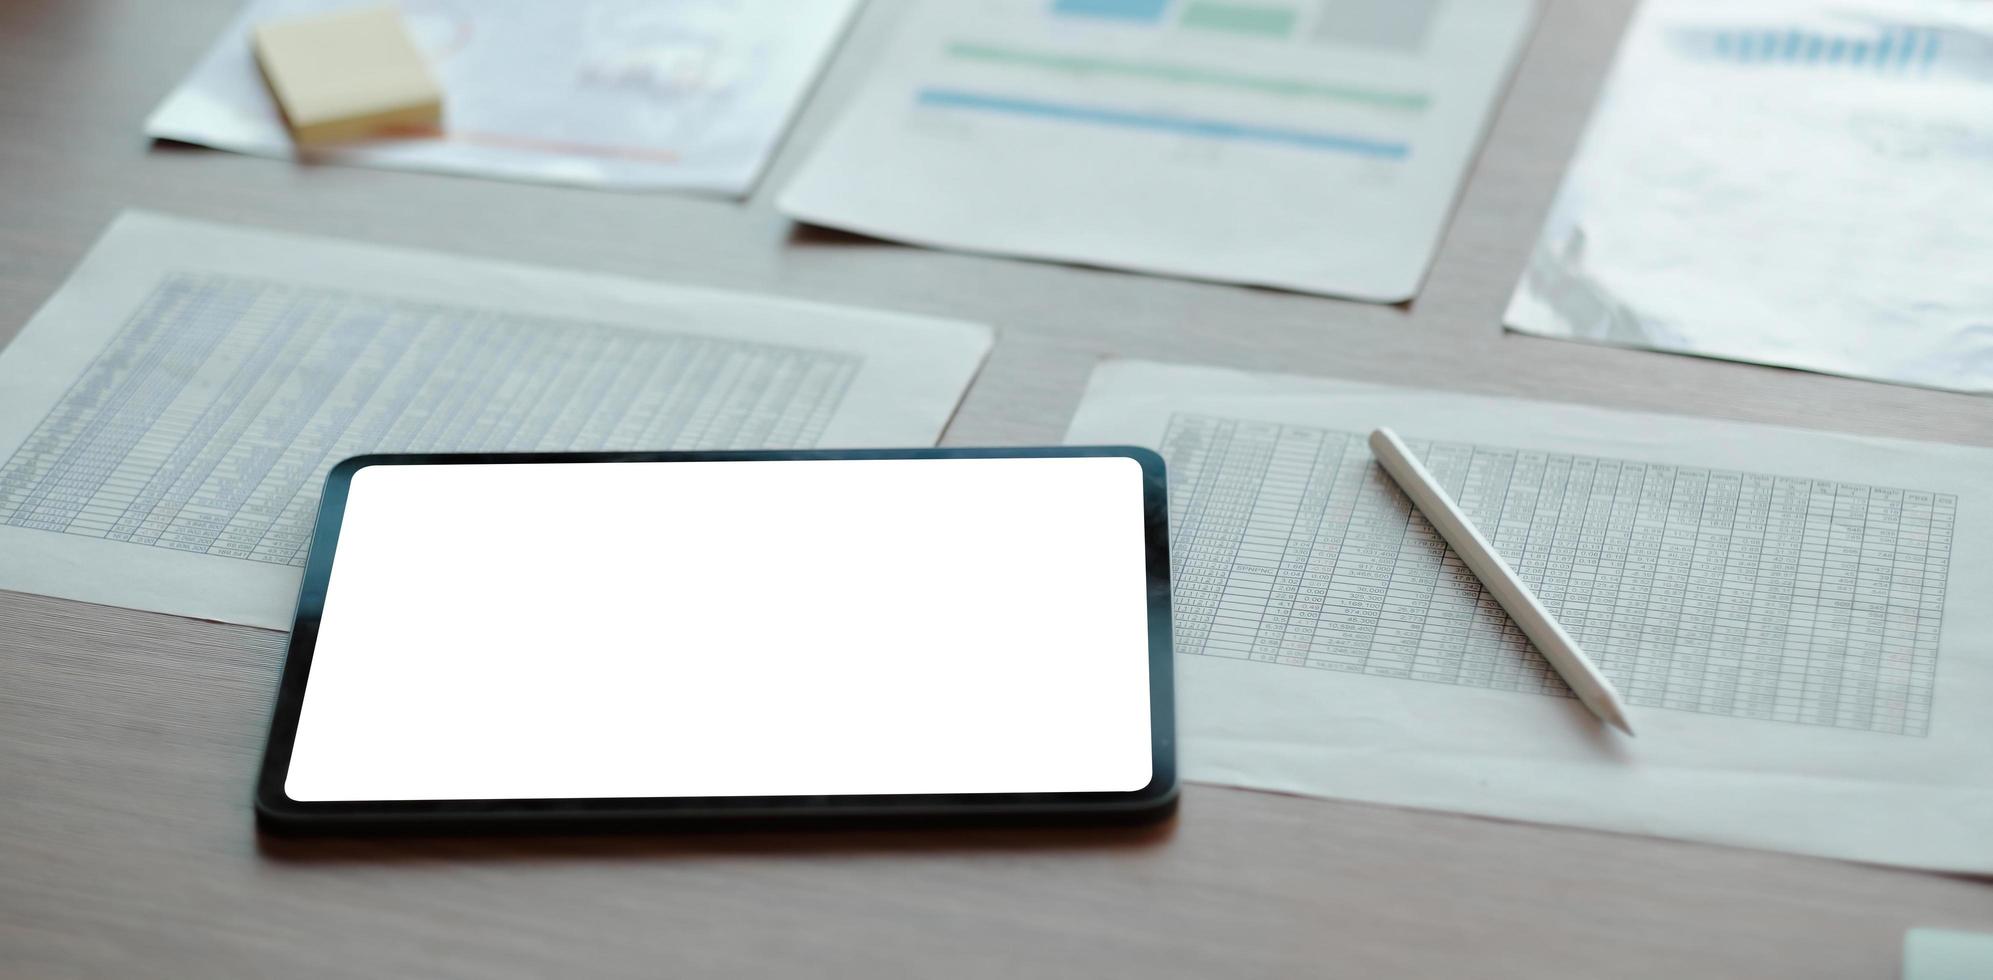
[1180,2,1298,38]
[942,42,1431,111]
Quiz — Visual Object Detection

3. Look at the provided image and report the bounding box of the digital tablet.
[256,447,1175,833]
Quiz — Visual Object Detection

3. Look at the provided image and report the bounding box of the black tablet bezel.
[255,446,1176,833]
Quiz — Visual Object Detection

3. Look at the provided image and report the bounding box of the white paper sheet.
[779,0,1535,302]
[1905,929,1993,980]
[0,212,991,629]
[1505,0,1993,392]
[1067,360,1993,872]
[145,0,861,194]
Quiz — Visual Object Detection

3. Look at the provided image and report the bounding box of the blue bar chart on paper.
[1679,24,1947,72]
[1052,0,1172,22]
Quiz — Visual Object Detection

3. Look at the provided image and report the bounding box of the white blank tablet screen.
[285,457,1155,802]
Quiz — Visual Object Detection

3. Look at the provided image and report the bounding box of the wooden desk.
[2,1,1989,976]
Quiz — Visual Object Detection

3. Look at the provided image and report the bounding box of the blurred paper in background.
[1506,0,1993,392]
[146,0,861,194]
[782,0,1536,302]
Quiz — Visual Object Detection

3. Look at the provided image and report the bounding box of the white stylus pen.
[1368,428,1636,737]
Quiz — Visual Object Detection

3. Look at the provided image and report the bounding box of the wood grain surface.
[2,0,1989,977]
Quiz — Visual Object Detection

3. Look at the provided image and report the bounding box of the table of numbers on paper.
[1160,413,1955,736]
[0,272,860,569]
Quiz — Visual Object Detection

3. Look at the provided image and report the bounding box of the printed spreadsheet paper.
[0,212,991,630]
[780,0,1535,301]
[1067,360,1993,872]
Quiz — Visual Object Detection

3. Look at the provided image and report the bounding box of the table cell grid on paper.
[1155,413,1956,736]
[0,273,862,570]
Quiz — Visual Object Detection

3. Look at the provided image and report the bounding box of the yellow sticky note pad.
[251,5,442,146]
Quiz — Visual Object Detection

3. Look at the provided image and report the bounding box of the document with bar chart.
[1067,360,1993,872]
[0,213,992,629]
[780,0,1535,301]
[1506,0,1993,392]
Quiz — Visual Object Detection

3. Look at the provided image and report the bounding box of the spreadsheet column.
[1297,439,1365,668]
[1196,421,1280,659]
[1723,475,1773,719]
[1246,427,1329,662]
[1319,456,1412,675]
[1673,468,1726,714]
[1272,431,1350,665]
[1408,441,1475,683]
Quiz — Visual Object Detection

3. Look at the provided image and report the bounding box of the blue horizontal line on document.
[913,87,1411,159]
